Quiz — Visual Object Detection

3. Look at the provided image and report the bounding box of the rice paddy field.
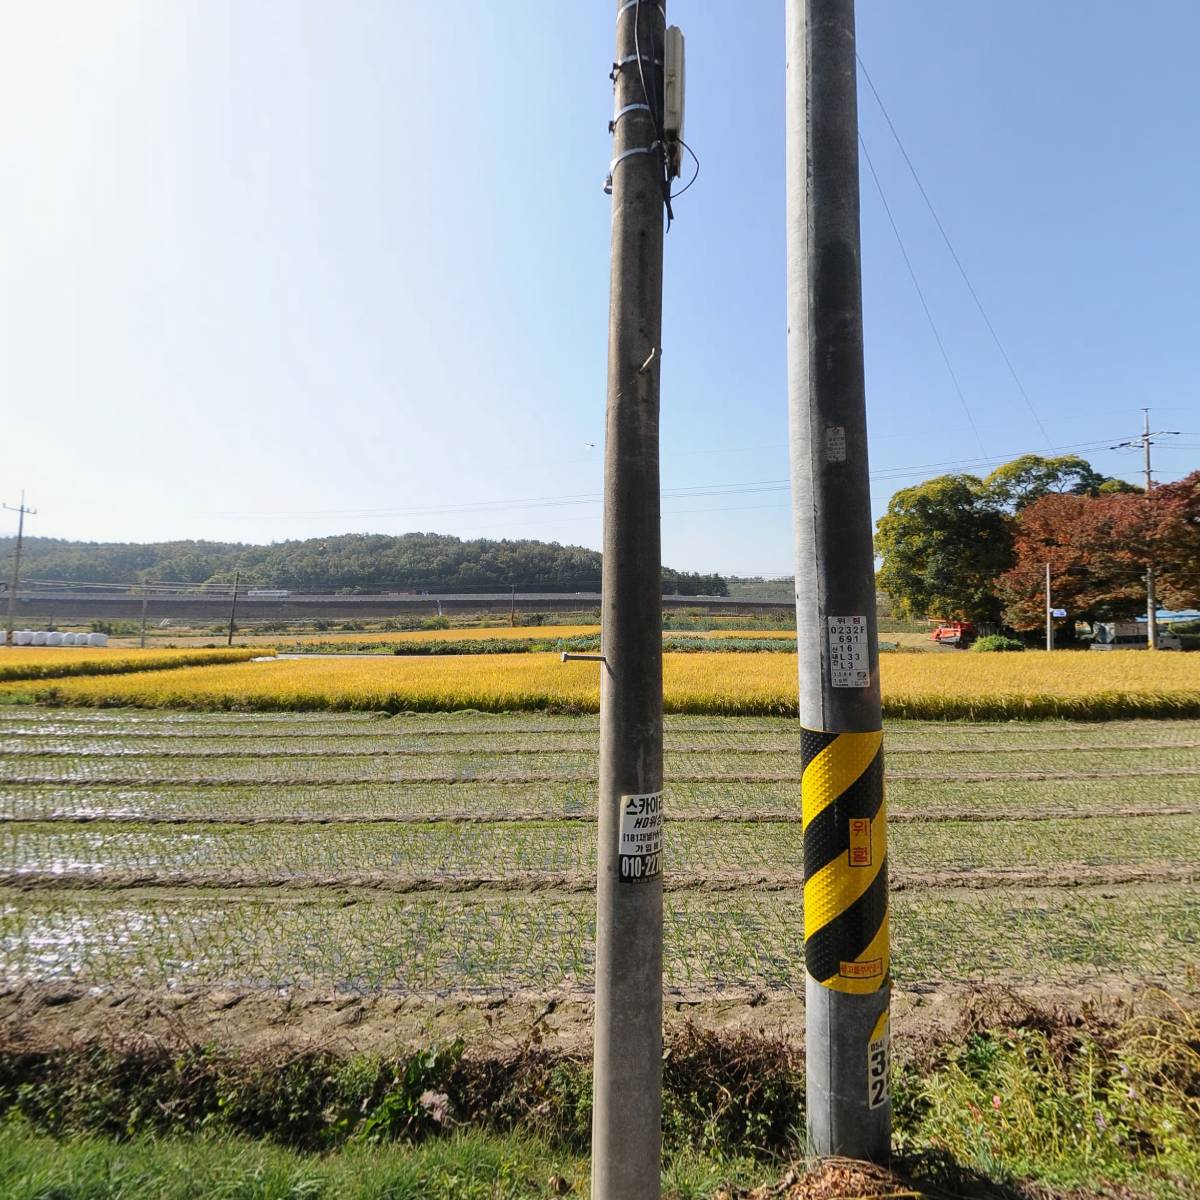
[1,707,1197,1009]
[5,648,1198,719]
[0,646,259,682]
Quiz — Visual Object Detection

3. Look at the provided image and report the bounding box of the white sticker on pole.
[827,615,870,688]
[825,424,847,463]
[618,792,662,883]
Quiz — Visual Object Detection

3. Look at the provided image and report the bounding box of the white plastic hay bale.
[87,632,108,647]
[60,633,78,646]
[13,630,33,645]
[31,631,48,645]
[45,632,63,646]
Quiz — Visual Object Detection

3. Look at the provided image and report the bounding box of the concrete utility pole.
[786,0,890,1161]
[226,571,240,646]
[1045,563,1054,652]
[3,493,36,648]
[1142,411,1158,650]
[1111,409,1179,650]
[592,0,667,1195]
[140,593,149,649]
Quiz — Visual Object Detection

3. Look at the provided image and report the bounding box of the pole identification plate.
[824,424,847,462]
[867,1010,890,1110]
[827,615,870,688]
[618,792,662,883]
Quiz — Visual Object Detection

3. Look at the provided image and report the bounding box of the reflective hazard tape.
[801,728,889,994]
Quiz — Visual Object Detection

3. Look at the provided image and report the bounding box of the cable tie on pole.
[609,53,663,82]
[616,0,665,20]
[603,142,661,194]
[609,102,652,133]
[638,347,658,374]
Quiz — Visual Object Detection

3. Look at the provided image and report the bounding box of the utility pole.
[510,583,516,627]
[140,593,149,649]
[1111,409,1179,650]
[786,0,890,1161]
[3,493,36,648]
[592,1,668,1195]
[1045,563,1053,652]
[226,571,240,646]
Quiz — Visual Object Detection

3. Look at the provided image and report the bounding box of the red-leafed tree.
[997,492,1152,630]
[1153,470,1200,609]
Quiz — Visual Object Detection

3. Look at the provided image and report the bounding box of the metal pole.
[786,0,890,1161]
[1045,562,1053,652]
[1142,409,1158,650]
[226,570,240,646]
[511,583,516,627]
[140,594,148,649]
[3,492,36,648]
[592,0,666,1195]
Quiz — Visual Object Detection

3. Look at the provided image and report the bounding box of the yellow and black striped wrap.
[802,728,888,994]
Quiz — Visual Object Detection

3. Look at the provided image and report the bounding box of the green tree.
[874,474,1013,624]
[982,454,1121,511]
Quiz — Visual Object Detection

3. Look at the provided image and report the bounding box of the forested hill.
[2,532,728,596]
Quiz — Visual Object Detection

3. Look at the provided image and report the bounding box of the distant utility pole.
[510,584,516,627]
[226,571,240,646]
[1111,409,1179,650]
[3,492,36,648]
[140,593,149,649]
[592,0,669,1195]
[786,0,890,1161]
[1045,563,1053,652]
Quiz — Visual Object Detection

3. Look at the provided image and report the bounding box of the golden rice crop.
[0,647,262,682]
[6,649,1198,719]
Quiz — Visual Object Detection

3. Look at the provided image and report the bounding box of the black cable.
[670,138,700,201]
[630,0,675,228]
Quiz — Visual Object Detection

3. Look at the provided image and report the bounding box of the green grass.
[0,1125,616,1200]
[0,1000,1197,1199]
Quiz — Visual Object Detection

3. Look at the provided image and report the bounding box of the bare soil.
[0,978,1177,1060]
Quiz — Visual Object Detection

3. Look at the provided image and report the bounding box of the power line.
[203,436,1134,523]
[856,53,1055,451]
[858,131,987,457]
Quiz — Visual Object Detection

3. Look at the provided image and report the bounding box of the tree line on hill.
[0,532,728,597]
[875,455,1200,634]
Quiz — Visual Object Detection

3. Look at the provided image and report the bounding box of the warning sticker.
[867,1011,890,1110]
[849,817,872,867]
[618,792,662,884]
[827,615,870,688]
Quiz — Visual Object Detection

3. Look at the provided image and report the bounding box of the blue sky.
[2,1,1197,576]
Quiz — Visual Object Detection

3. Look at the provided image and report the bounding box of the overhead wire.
[856,53,1055,450]
[858,131,988,457]
[208,436,1139,522]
